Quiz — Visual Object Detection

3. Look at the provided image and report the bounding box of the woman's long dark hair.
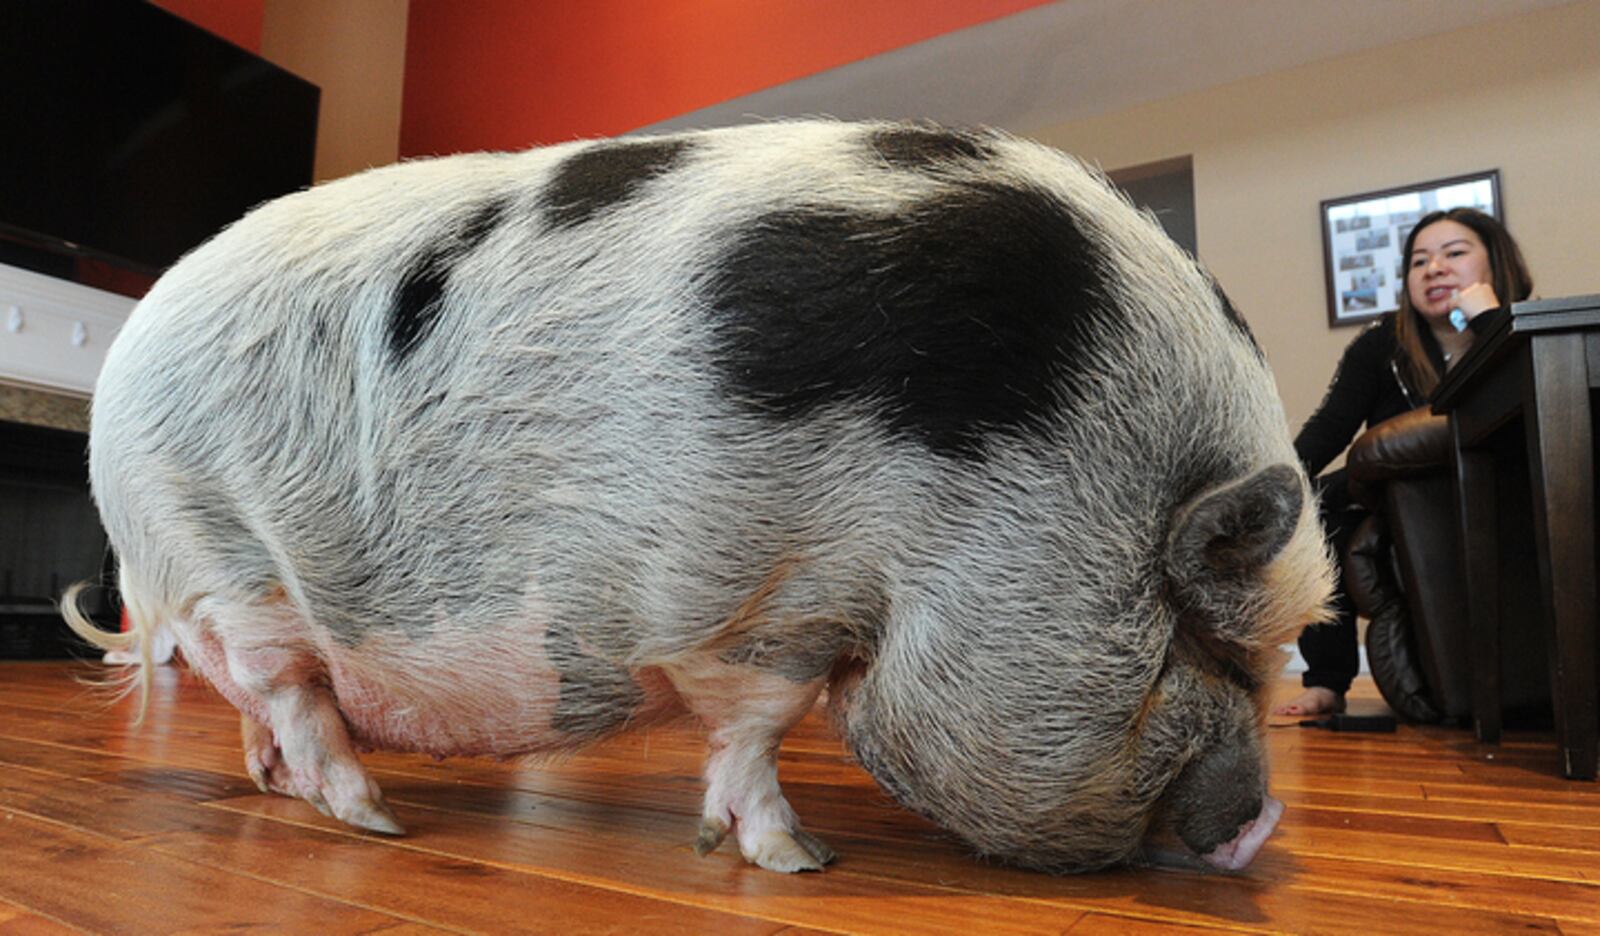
[1394,207,1533,396]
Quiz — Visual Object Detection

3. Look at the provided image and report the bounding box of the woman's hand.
[1453,282,1500,318]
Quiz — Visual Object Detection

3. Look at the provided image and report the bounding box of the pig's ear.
[1165,464,1303,638]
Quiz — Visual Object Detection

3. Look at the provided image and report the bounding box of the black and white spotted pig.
[67,120,1332,873]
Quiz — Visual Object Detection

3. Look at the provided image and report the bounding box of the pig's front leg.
[666,656,835,872]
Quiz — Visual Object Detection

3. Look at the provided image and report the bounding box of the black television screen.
[0,0,319,295]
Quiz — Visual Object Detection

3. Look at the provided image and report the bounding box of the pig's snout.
[1201,794,1283,871]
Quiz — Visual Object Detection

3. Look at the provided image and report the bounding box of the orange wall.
[149,0,264,52]
[401,0,1053,156]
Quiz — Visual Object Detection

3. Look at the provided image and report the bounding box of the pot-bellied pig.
[66,120,1332,874]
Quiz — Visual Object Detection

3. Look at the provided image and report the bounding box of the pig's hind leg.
[667,656,835,872]
[194,599,403,836]
[237,706,398,831]
[228,648,404,835]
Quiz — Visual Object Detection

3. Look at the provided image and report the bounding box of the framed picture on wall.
[1320,170,1501,327]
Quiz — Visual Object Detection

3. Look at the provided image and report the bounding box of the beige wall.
[1034,0,1600,433]
[261,0,409,183]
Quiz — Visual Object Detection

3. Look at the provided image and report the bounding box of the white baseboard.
[0,262,135,396]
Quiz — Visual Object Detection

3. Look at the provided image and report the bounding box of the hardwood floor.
[0,659,1595,935]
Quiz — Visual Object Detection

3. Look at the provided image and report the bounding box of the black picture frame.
[1320,170,1501,328]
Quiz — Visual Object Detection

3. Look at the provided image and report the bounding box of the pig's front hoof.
[745,827,836,873]
[693,817,836,872]
[694,817,730,856]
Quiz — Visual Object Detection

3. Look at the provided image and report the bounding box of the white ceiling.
[646,0,1572,135]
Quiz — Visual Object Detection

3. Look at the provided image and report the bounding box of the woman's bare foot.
[1272,686,1346,717]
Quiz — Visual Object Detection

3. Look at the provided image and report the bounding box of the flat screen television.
[0,0,320,297]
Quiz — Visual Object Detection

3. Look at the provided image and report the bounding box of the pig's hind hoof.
[245,758,276,795]
[746,827,836,873]
[342,798,406,836]
[243,748,404,835]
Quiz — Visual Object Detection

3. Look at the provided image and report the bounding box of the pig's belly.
[328,649,685,757]
[182,621,684,758]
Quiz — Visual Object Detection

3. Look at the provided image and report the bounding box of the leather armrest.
[1342,514,1392,617]
[1346,406,1453,484]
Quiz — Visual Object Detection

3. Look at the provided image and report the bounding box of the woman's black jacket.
[1293,309,1506,477]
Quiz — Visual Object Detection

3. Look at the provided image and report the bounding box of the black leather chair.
[1341,407,1548,723]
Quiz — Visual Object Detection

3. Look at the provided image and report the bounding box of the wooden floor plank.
[0,810,424,935]
[1422,781,1600,807]
[1497,823,1600,853]
[2,659,1597,934]
[1260,853,1600,924]
[142,821,786,935]
[1261,804,1597,877]
[0,767,248,842]
[0,916,81,936]
[1276,786,1600,829]
[1064,915,1236,935]
[0,899,78,936]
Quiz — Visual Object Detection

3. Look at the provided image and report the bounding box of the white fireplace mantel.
[0,261,137,397]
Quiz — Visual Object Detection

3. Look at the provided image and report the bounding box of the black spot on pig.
[869,124,993,172]
[389,199,506,361]
[457,199,505,246]
[708,182,1120,460]
[390,267,448,360]
[1207,274,1259,357]
[542,139,692,229]
[545,617,645,739]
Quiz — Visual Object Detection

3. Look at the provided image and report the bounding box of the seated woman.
[1275,207,1533,717]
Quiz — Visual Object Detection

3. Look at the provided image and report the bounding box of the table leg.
[1453,426,1502,744]
[1524,334,1598,780]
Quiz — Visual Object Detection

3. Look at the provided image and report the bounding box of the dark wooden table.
[1433,294,1599,780]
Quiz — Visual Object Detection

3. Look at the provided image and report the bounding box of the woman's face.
[1406,219,1492,321]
